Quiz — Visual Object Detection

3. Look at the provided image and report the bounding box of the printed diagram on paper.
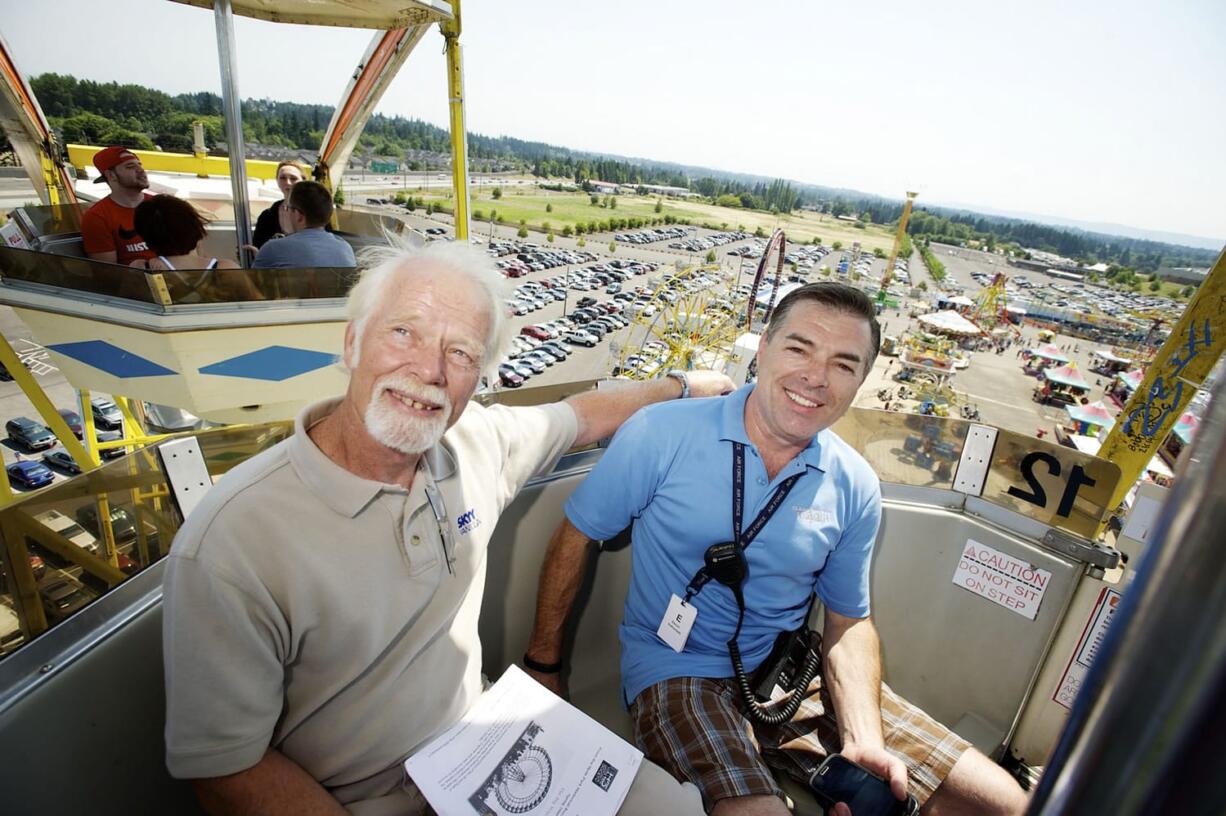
[406,666,642,816]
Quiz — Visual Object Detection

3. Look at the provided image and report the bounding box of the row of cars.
[615,226,690,245]
[5,398,126,491]
[489,242,598,277]
[504,260,659,316]
[668,230,750,253]
[498,301,632,387]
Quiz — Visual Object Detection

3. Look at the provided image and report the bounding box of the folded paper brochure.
[406,665,642,815]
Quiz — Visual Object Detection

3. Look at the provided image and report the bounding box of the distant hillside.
[20,72,1218,273]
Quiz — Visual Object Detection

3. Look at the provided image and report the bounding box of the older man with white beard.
[161,240,733,816]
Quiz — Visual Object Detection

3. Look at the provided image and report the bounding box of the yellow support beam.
[1096,243,1226,526]
[66,144,283,182]
[442,0,471,241]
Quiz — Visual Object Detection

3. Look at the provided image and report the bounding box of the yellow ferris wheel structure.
[610,263,746,378]
[969,271,1021,336]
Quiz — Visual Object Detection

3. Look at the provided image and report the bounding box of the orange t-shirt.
[80,195,156,264]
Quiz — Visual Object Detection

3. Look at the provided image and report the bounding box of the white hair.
[345,234,511,377]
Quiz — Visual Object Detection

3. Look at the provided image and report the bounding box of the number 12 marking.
[1007,451,1097,517]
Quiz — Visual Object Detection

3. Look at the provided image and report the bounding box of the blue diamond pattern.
[48,340,176,378]
[198,345,336,382]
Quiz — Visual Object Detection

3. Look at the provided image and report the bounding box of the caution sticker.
[951,539,1051,620]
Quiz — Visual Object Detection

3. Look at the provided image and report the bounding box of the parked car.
[7,461,54,490]
[514,355,547,374]
[0,602,24,655]
[564,331,598,348]
[520,325,552,341]
[35,509,101,556]
[40,576,92,623]
[42,448,82,475]
[75,505,156,549]
[497,366,525,389]
[90,398,124,431]
[95,429,128,460]
[6,417,56,451]
[57,409,84,439]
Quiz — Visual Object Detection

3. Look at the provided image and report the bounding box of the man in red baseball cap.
[80,146,156,265]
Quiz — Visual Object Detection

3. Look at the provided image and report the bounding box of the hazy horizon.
[4,0,1223,244]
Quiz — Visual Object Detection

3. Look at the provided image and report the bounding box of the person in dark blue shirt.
[253,181,355,269]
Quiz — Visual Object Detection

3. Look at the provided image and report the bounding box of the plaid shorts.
[630,672,969,810]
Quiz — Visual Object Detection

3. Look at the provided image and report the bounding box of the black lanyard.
[685,442,804,602]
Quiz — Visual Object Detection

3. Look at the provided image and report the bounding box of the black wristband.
[523,653,563,674]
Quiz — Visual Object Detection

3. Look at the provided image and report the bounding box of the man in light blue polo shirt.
[253,180,356,269]
[526,283,1027,816]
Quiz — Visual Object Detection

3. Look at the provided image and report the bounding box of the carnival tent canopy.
[1092,349,1133,365]
[1115,368,1144,393]
[1044,362,1091,390]
[1068,434,1174,479]
[947,295,974,307]
[1066,400,1118,428]
[1031,343,1069,363]
[1005,304,1028,314]
[918,310,981,336]
[1174,412,1200,445]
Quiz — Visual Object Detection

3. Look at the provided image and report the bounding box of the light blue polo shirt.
[565,385,881,706]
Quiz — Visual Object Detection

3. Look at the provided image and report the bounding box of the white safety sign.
[951,539,1051,620]
[1053,587,1122,711]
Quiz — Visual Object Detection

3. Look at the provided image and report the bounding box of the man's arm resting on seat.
[565,370,733,447]
[87,250,118,263]
[525,517,598,694]
[191,748,347,816]
[822,610,908,800]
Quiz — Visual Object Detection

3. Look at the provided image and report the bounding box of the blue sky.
[4,0,1224,242]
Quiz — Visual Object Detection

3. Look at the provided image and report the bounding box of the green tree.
[473,209,485,221]
[492,186,502,200]
[1181,285,1196,298]
[546,203,553,213]
[542,221,551,232]
[873,247,886,258]
[811,236,821,245]
[705,250,716,263]
[561,225,574,237]
[577,236,586,247]
[1148,279,1162,292]
[590,194,599,206]
[654,198,663,213]
[609,196,618,210]
[608,240,616,253]
[754,226,766,238]
[517,224,529,239]
[547,231,555,243]
[333,184,345,206]
[918,280,928,291]
[832,240,843,250]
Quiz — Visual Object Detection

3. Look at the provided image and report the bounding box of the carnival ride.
[610,264,744,378]
[875,191,917,309]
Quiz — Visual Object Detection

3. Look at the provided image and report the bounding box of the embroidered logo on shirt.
[792,505,834,524]
[457,508,482,535]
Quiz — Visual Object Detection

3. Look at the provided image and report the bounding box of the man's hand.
[683,369,735,398]
[840,743,909,805]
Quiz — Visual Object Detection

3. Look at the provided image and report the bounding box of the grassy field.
[412,185,900,252]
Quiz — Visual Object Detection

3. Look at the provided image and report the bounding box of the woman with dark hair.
[251,160,306,248]
[131,195,239,272]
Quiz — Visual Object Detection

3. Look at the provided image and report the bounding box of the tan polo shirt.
[163,396,578,807]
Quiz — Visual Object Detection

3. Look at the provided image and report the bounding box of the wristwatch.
[666,370,690,399]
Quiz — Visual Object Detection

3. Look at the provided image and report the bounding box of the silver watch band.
[666,370,690,399]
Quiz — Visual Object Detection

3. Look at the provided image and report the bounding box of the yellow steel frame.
[880,191,918,299]
[442,0,471,240]
[1096,243,1226,526]
[66,144,283,182]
